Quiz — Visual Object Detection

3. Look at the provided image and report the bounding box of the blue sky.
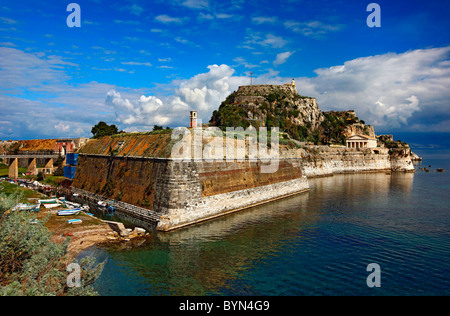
[0,0,449,140]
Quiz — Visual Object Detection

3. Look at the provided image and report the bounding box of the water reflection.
[86,170,450,296]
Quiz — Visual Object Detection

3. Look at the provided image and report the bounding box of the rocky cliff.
[210,84,323,133]
[210,84,376,145]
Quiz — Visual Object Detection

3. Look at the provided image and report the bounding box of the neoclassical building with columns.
[346,134,378,149]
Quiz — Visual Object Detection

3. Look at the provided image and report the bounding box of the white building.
[346,134,377,149]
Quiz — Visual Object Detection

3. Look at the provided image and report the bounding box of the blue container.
[64,166,77,179]
[66,153,79,166]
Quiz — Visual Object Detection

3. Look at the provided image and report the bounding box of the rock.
[133,227,146,235]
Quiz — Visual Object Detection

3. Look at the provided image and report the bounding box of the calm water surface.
[80,152,450,296]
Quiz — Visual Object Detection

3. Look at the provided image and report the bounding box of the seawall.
[300,146,415,177]
[72,155,309,231]
[71,134,414,232]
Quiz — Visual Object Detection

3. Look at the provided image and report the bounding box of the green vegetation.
[318,112,351,145]
[110,128,173,138]
[0,183,103,296]
[381,139,409,149]
[0,182,42,200]
[210,87,374,146]
[91,121,120,139]
[210,105,250,129]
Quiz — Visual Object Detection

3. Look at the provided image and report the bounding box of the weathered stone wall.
[155,158,308,231]
[72,141,414,231]
[72,155,168,209]
[300,146,415,178]
[157,176,309,231]
[197,159,304,197]
[72,154,309,231]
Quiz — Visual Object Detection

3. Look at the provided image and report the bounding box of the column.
[28,158,37,176]
[44,158,54,175]
[8,158,18,179]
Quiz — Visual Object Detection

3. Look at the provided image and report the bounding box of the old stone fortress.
[0,80,417,232]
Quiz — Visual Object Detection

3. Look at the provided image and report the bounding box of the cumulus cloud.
[297,46,450,132]
[106,64,249,129]
[3,45,450,141]
[106,47,450,133]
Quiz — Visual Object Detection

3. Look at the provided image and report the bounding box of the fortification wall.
[236,84,298,96]
[72,155,309,231]
[71,155,168,208]
[71,134,414,231]
[300,146,415,177]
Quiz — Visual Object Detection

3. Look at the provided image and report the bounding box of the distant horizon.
[1,1,449,139]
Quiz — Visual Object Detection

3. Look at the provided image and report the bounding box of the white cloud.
[252,16,277,24]
[114,20,140,25]
[284,20,343,38]
[3,45,450,141]
[0,47,120,139]
[121,61,152,67]
[273,51,294,66]
[54,122,70,133]
[155,14,183,24]
[111,46,450,133]
[215,13,234,19]
[123,4,144,16]
[233,57,260,69]
[105,47,450,132]
[106,64,249,129]
[0,17,17,24]
[180,0,209,10]
[245,33,288,49]
[296,46,450,131]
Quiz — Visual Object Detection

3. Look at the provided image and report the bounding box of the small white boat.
[80,205,90,211]
[68,219,82,224]
[65,201,81,209]
[58,208,81,216]
[44,203,61,209]
[13,203,40,212]
[39,198,60,204]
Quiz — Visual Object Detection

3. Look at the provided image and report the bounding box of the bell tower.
[190,111,197,128]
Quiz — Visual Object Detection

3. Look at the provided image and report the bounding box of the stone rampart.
[300,146,415,177]
[71,141,414,231]
[72,154,309,231]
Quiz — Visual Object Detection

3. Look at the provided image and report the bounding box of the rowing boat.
[57,208,81,216]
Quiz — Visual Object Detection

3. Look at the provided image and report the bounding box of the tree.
[91,121,119,139]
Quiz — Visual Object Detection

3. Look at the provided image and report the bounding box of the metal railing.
[70,187,161,224]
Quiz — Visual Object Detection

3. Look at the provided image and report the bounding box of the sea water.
[80,149,450,296]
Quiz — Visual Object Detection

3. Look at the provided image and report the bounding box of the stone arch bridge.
[0,151,63,179]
